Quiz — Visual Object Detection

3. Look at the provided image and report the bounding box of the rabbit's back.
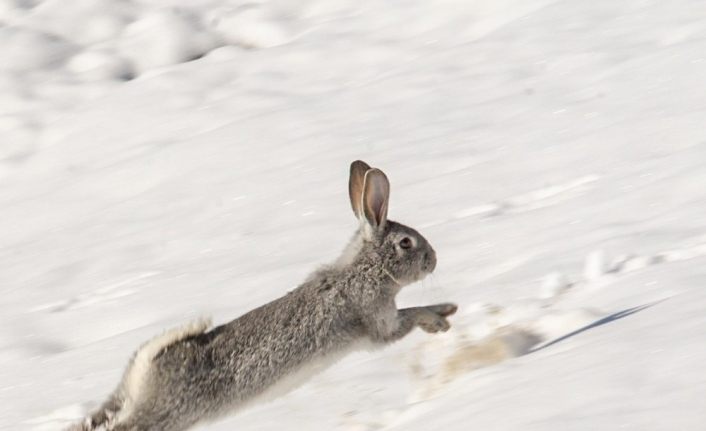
[133,278,366,425]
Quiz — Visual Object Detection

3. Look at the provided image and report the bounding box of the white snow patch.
[208,4,294,49]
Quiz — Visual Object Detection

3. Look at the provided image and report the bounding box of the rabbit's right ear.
[349,160,371,218]
[362,168,389,232]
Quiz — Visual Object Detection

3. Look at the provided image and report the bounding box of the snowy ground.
[2,0,706,430]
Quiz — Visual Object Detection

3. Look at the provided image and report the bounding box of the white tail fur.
[115,318,212,424]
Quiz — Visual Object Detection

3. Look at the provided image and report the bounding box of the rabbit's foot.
[417,303,457,333]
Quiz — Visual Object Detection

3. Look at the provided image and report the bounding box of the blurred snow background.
[1,0,705,429]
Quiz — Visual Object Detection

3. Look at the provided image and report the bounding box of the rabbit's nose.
[423,250,437,273]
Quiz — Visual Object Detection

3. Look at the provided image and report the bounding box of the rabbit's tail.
[67,317,212,431]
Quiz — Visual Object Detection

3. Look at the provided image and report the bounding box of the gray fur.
[70,161,457,431]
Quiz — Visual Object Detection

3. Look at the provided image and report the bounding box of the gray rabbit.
[70,160,457,431]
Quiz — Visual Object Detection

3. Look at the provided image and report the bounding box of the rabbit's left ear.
[362,168,389,232]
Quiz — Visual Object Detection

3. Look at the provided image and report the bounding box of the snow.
[208,4,295,49]
[1,0,705,430]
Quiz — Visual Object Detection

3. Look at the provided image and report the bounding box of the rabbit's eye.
[399,237,413,250]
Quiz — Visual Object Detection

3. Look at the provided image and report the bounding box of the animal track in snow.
[30,272,159,313]
[453,175,600,220]
[562,236,706,293]
[420,175,600,229]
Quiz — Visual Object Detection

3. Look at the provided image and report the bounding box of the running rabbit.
[71,160,457,431]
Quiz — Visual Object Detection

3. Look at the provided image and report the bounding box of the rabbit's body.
[72,162,456,431]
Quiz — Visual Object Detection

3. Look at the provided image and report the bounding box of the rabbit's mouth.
[385,266,428,287]
[384,268,403,286]
[387,260,436,287]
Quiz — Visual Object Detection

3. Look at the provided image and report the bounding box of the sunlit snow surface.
[2,0,705,430]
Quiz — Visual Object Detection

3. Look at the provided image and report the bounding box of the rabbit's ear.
[362,168,389,231]
[349,160,371,219]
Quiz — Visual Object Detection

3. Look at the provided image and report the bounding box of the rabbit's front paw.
[417,303,458,333]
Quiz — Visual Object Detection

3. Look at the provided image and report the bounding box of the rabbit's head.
[342,160,437,287]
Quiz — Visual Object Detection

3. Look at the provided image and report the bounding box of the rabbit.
[69,160,457,431]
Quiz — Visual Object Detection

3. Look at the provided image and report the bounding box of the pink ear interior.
[362,168,389,229]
